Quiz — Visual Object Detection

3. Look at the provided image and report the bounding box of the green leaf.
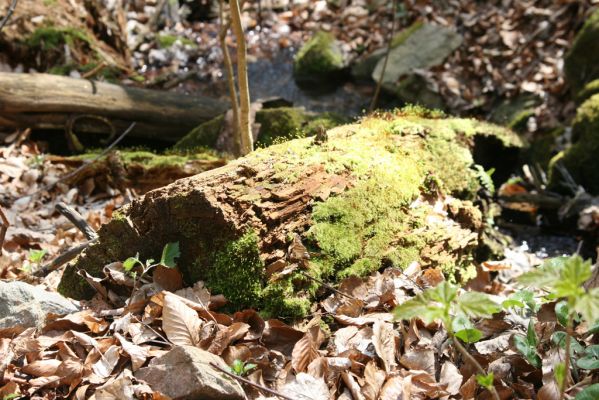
[455,328,483,344]
[576,345,599,370]
[160,242,180,268]
[575,289,599,326]
[554,362,566,387]
[243,362,257,373]
[526,319,538,347]
[551,332,585,355]
[28,249,47,263]
[514,334,541,368]
[123,256,142,272]
[456,291,500,319]
[393,295,445,324]
[475,373,494,389]
[502,299,525,309]
[555,301,570,327]
[587,319,599,334]
[426,281,458,306]
[575,384,599,400]
[518,257,564,289]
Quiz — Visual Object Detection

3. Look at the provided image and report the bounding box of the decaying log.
[0,72,229,141]
[58,111,524,318]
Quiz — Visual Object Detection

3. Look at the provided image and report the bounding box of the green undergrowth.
[157,34,196,48]
[71,148,223,169]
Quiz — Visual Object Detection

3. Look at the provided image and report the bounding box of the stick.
[298,270,358,301]
[369,0,398,112]
[0,0,17,32]
[33,240,95,277]
[209,362,296,400]
[55,202,98,240]
[0,205,8,256]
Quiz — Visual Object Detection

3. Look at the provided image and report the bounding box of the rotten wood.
[0,72,228,142]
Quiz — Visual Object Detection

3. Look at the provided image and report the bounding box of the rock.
[549,93,599,194]
[489,94,541,133]
[564,9,599,96]
[0,281,79,335]
[134,346,245,400]
[371,23,462,105]
[394,73,445,111]
[576,79,599,104]
[293,31,346,87]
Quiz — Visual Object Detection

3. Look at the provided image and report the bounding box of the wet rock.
[0,281,80,335]
[293,31,346,87]
[371,23,462,107]
[564,9,599,95]
[134,346,245,400]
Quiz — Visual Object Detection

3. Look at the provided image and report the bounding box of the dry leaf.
[372,320,397,373]
[362,361,386,400]
[92,345,121,379]
[21,359,62,377]
[291,332,319,373]
[162,292,202,346]
[115,332,149,371]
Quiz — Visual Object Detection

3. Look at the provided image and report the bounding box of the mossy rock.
[564,9,599,95]
[59,108,524,319]
[293,31,346,85]
[173,108,349,151]
[489,94,541,133]
[549,93,599,194]
[576,79,599,104]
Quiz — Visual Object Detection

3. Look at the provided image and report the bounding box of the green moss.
[173,115,224,151]
[303,112,349,136]
[549,93,599,194]
[206,232,264,309]
[390,21,424,48]
[261,281,311,319]
[73,149,222,169]
[27,26,92,51]
[293,31,345,80]
[255,108,307,147]
[564,9,599,94]
[157,34,196,48]
[577,79,599,104]
[489,95,541,133]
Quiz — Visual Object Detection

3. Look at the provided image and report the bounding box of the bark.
[0,72,228,141]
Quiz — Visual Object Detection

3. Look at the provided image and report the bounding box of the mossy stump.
[59,109,523,318]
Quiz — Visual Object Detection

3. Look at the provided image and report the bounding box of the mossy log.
[0,72,228,141]
[59,109,524,318]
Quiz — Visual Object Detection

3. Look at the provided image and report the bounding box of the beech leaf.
[162,292,202,346]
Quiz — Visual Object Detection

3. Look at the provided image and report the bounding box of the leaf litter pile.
[1,136,599,399]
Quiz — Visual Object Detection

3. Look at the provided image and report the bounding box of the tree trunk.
[58,112,524,318]
[0,72,228,141]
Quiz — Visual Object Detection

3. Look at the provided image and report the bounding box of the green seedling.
[394,281,501,400]
[123,242,180,285]
[230,359,257,376]
[20,249,48,273]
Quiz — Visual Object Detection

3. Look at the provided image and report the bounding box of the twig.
[209,362,296,400]
[0,0,18,32]
[0,205,9,256]
[369,0,398,112]
[81,61,108,79]
[14,122,136,201]
[297,270,358,300]
[55,202,98,240]
[33,239,95,277]
[450,333,501,400]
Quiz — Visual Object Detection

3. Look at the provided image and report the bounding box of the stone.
[293,31,346,86]
[134,346,245,400]
[489,94,541,133]
[0,281,80,335]
[371,23,462,103]
[564,9,599,95]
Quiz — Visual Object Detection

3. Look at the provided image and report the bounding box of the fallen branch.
[33,240,95,277]
[55,202,98,241]
[0,205,8,256]
[209,362,295,400]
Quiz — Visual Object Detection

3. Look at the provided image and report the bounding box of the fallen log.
[0,72,229,141]
[58,110,524,318]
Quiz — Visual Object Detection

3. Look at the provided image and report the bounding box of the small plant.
[394,281,501,400]
[123,242,180,285]
[230,359,257,376]
[518,255,599,400]
[20,248,48,273]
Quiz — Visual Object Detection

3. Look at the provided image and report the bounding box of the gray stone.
[372,23,462,96]
[0,281,80,335]
[134,346,245,400]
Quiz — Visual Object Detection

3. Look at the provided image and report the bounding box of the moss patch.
[172,115,225,151]
[293,31,345,82]
[549,93,599,194]
[577,79,599,104]
[157,34,196,48]
[390,21,424,48]
[564,9,599,94]
[255,108,307,147]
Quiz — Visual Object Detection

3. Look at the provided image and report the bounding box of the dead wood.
[0,72,229,141]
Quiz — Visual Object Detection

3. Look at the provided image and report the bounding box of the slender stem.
[229,0,253,155]
[450,332,501,400]
[218,0,242,155]
[369,0,398,112]
[559,313,574,400]
[209,362,295,400]
[0,0,18,32]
